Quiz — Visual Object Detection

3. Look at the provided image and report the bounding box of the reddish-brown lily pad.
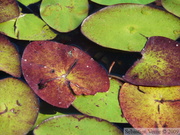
[21,41,109,108]
[119,83,180,133]
[124,36,180,86]
[0,0,20,23]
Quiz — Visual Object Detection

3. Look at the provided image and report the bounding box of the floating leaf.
[18,0,41,6]
[0,78,39,135]
[0,34,21,77]
[0,14,56,40]
[81,4,180,52]
[162,0,180,17]
[90,0,155,5]
[73,79,127,123]
[0,0,20,23]
[119,83,180,133]
[21,41,109,108]
[33,115,123,135]
[40,0,89,32]
[124,36,180,86]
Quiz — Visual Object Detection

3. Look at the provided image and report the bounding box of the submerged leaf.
[40,0,89,32]
[73,79,127,123]
[81,4,180,52]
[124,36,180,86]
[0,0,20,23]
[21,41,109,108]
[0,14,56,40]
[0,78,39,135]
[119,83,180,133]
[90,0,155,5]
[0,34,21,77]
[33,115,123,135]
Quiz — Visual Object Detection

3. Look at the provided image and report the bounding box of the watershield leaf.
[0,78,39,135]
[33,115,123,135]
[119,83,180,133]
[21,41,109,108]
[0,0,20,23]
[18,0,41,6]
[162,0,180,17]
[40,0,89,32]
[81,4,180,52]
[0,34,21,77]
[124,36,180,86]
[90,0,155,5]
[72,79,127,123]
[0,14,56,40]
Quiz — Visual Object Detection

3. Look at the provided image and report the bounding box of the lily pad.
[124,36,180,86]
[40,0,89,32]
[0,0,20,23]
[0,34,21,77]
[21,41,109,108]
[18,0,41,6]
[81,4,180,52]
[119,83,180,133]
[73,79,127,123]
[33,115,123,135]
[0,14,56,40]
[162,0,180,17]
[0,78,39,135]
[90,0,155,5]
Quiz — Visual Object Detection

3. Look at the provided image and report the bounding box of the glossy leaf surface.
[0,34,21,77]
[0,78,39,135]
[162,0,180,17]
[0,0,20,23]
[124,36,180,86]
[21,41,109,108]
[40,0,89,32]
[119,83,180,132]
[91,0,155,5]
[81,4,180,52]
[73,79,127,123]
[0,14,56,40]
[34,115,123,135]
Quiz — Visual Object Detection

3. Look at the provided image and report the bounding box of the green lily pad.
[162,0,180,17]
[32,112,64,130]
[73,79,127,123]
[0,78,39,135]
[119,83,180,132]
[81,4,180,52]
[124,36,180,86]
[40,0,89,32]
[91,0,155,5]
[33,115,123,135]
[18,0,41,6]
[0,34,21,77]
[21,41,109,108]
[0,14,56,40]
[0,0,20,23]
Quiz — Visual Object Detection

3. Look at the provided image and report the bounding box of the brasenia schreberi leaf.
[81,4,180,52]
[21,41,109,108]
[124,36,180,86]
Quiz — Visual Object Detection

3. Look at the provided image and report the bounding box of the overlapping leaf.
[21,41,109,108]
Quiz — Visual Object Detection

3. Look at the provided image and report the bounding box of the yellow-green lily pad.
[0,0,20,23]
[81,4,180,52]
[0,78,39,135]
[124,36,180,86]
[40,0,89,32]
[73,79,127,123]
[0,14,56,40]
[33,115,123,135]
[18,0,41,6]
[0,34,21,77]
